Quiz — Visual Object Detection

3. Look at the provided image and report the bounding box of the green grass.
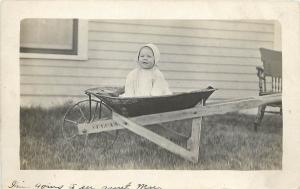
[20,104,282,170]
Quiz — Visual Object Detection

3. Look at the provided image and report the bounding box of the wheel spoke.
[65,119,78,125]
[76,104,88,121]
[77,116,84,123]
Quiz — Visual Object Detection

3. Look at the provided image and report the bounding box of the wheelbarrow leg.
[187,100,204,162]
[187,117,202,162]
[88,94,92,122]
[113,112,198,163]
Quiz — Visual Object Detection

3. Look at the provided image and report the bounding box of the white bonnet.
[136,43,161,66]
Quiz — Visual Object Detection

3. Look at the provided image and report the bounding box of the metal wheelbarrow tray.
[85,87,216,117]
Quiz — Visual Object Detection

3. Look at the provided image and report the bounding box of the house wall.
[20,20,277,107]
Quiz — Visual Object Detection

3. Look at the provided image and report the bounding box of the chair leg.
[280,107,282,116]
[254,105,266,131]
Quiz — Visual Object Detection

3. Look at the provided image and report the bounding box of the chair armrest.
[256,66,265,79]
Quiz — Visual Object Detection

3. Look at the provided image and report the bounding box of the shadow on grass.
[20,103,282,170]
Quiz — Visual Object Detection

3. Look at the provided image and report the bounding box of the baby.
[122,43,172,97]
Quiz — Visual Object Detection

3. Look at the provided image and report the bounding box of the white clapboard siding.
[88,41,261,58]
[20,20,275,107]
[89,32,273,50]
[89,22,274,41]
[21,67,257,82]
[22,53,262,66]
[89,20,274,33]
[21,62,257,75]
[21,58,260,72]
[21,75,257,90]
[88,50,262,65]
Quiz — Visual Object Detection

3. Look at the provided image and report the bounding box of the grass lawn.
[20,103,282,170]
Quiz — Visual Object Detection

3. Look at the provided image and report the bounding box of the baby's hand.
[116,86,125,95]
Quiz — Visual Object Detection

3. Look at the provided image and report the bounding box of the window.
[20,18,88,60]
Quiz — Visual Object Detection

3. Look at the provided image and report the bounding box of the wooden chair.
[254,48,282,131]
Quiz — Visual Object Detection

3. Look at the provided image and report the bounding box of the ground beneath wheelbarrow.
[19,104,282,170]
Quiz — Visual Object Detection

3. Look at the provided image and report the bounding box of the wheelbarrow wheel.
[62,99,119,153]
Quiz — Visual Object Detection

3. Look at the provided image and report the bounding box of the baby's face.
[138,47,155,69]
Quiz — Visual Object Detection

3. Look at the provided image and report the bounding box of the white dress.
[123,67,172,97]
